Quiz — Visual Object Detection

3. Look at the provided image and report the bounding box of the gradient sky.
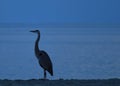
[0,0,120,24]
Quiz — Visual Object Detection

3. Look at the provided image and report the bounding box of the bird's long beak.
[30,30,35,33]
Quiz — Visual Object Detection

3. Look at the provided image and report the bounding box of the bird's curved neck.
[35,33,40,52]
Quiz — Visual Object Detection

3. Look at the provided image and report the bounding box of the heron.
[30,30,53,80]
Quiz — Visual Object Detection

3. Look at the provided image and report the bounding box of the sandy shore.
[0,78,120,86]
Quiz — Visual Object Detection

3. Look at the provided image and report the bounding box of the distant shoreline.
[0,78,120,86]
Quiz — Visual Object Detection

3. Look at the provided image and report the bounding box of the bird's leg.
[44,69,46,80]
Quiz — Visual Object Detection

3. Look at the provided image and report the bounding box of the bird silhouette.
[30,30,53,79]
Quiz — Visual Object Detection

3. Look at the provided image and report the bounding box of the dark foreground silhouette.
[0,78,120,86]
[30,30,53,80]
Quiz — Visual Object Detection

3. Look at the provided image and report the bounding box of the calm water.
[0,27,120,80]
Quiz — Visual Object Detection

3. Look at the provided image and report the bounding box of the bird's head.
[30,30,40,34]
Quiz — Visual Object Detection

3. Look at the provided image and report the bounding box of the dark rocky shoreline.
[0,78,120,86]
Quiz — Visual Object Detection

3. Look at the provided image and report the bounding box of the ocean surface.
[0,27,120,80]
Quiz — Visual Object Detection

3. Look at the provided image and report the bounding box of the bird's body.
[37,50,53,76]
[30,30,53,79]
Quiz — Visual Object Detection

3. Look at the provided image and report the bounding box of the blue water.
[0,27,120,80]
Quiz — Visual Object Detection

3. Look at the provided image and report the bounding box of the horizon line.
[0,23,120,28]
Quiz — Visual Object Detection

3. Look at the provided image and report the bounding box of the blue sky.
[0,0,120,24]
